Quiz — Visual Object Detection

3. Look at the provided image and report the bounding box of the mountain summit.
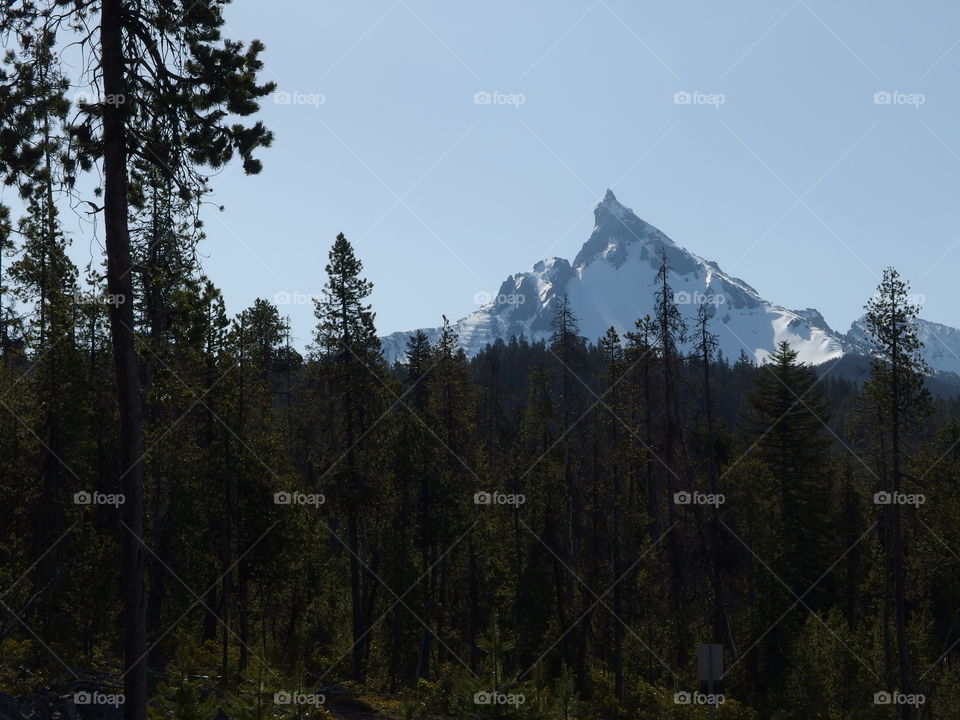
[380,192,960,375]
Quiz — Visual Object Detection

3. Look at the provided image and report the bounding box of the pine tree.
[228,299,294,676]
[0,204,17,355]
[856,267,932,718]
[652,247,688,668]
[0,4,274,714]
[312,232,388,682]
[742,341,834,592]
[404,329,432,410]
[134,180,206,654]
[625,315,657,531]
[547,296,589,686]
[382,328,434,683]
[419,316,475,677]
[738,340,836,710]
[9,160,85,636]
[3,31,87,637]
[510,360,560,674]
[598,327,627,698]
[690,301,728,649]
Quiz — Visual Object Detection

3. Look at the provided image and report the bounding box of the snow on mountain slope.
[381,190,960,372]
[846,316,960,377]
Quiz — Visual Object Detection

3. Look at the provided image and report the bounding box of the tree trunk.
[891,328,910,720]
[349,510,363,682]
[101,2,147,717]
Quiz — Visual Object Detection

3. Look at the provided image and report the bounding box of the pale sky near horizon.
[27,0,960,346]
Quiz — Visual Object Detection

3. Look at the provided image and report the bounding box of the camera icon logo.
[74,491,92,505]
[673,491,691,505]
[674,691,692,704]
[474,491,492,505]
[274,491,292,505]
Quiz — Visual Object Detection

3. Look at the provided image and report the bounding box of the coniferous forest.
[2,2,960,720]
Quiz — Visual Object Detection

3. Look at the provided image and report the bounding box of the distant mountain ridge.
[381,190,960,380]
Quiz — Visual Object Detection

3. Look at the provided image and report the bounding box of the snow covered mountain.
[845,316,960,377]
[380,190,960,376]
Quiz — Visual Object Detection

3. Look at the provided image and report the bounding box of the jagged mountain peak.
[575,191,673,271]
[380,191,960,376]
[596,188,630,219]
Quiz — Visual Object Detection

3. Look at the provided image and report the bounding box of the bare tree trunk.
[102,2,147,717]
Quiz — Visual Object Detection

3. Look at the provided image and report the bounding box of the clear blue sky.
[157,1,960,344]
